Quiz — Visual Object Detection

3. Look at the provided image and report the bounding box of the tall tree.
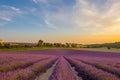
[37,40,44,47]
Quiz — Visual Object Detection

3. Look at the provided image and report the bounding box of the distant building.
[0,39,3,44]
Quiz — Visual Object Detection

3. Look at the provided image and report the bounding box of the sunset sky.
[0,0,120,44]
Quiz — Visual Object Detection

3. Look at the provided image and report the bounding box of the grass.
[0,47,120,53]
[0,47,49,52]
[0,47,71,52]
[73,47,120,53]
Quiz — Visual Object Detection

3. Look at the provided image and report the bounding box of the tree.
[4,43,11,48]
[43,42,53,47]
[71,43,77,48]
[37,40,44,47]
[107,46,111,50]
[66,43,70,47]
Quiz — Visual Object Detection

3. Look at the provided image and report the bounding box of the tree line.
[1,40,120,49]
[0,40,81,49]
[87,42,120,49]
[37,40,80,48]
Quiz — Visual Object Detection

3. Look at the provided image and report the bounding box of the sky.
[0,0,120,44]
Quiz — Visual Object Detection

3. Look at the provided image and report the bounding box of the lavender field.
[0,49,120,80]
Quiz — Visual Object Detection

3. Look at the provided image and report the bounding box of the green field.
[0,47,47,52]
[0,47,120,53]
[74,47,120,53]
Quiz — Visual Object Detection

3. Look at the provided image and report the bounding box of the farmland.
[0,49,120,80]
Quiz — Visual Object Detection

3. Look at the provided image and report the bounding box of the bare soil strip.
[35,61,57,80]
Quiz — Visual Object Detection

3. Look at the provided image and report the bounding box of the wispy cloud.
[0,16,11,22]
[9,6,22,13]
[44,15,57,29]
[33,0,48,4]
[1,5,22,13]
[41,0,120,34]
[0,5,22,22]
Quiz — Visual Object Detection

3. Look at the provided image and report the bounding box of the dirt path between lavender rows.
[35,59,83,80]
[35,61,57,80]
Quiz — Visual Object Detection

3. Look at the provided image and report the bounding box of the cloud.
[9,6,21,13]
[1,5,22,13]
[0,16,11,22]
[43,0,120,34]
[0,5,22,22]
[33,0,48,4]
[44,15,57,29]
[72,0,120,32]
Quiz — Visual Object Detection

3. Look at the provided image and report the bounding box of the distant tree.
[53,43,57,47]
[0,44,2,48]
[107,46,111,50]
[61,44,66,47]
[71,43,77,48]
[4,43,11,48]
[53,43,62,47]
[43,43,46,47]
[66,43,70,47]
[49,43,54,47]
[37,40,44,47]
[44,43,53,47]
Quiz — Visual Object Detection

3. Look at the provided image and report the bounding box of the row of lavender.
[65,56,120,80]
[0,56,49,72]
[0,53,58,80]
[75,57,120,77]
[49,57,77,80]
[68,51,120,77]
